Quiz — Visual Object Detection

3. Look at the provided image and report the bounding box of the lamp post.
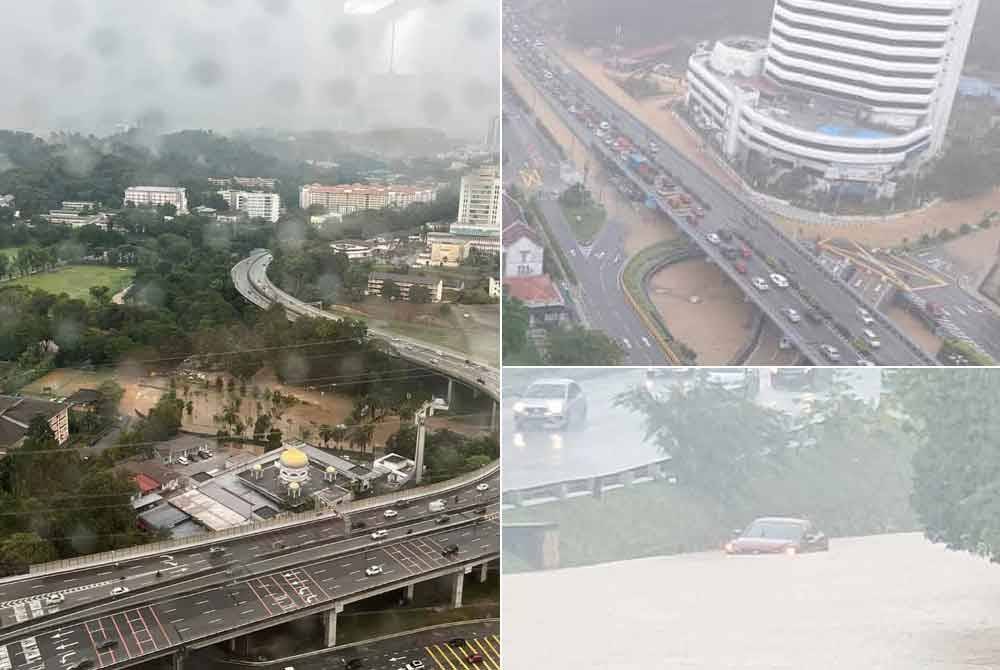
[414,397,449,484]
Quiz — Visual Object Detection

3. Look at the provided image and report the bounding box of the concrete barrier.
[502,458,672,509]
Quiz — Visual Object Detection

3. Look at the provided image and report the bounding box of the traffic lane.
[4,520,500,670]
[919,284,1000,359]
[503,533,1000,670]
[237,621,499,670]
[0,479,499,631]
[501,369,665,491]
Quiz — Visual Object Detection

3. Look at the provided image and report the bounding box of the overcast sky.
[0,0,499,141]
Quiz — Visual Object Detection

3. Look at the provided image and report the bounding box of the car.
[721,245,739,260]
[717,229,733,242]
[435,515,451,525]
[67,661,94,670]
[740,245,752,259]
[44,593,65,605]
[96,639,118,651]
[407,661,426,670]
[467,653,485,664]
[441,544,460,557]
[820,344,841,362]
[856,358,875,366]
[725,517,829,555]
[783,308,801,323]
[448,638,466,648]
[706,232,721,245]
[345,659,364,670]
[734,260,748,274]
[176,456,189,465]
[512,378,587,432]
[370,530,388,540]
[364,565,383,577]
[476,483,489,492]
[862,328,881,349]
[209,546,226,555]
[383,509,398,518]
[769,273,789,288]
[110,586,129,596]
[751,276,769,291]
[198,450,212,460]
[858,307,875,325]
[396,498,413,508]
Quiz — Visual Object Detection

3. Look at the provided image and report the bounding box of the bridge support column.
[172,651,185,670]
[450,571,465,608]
[324,603,344,647]
[446,378,455,407]
[227,635,250,657]
[478,562,488,583]
[404,583,414,602]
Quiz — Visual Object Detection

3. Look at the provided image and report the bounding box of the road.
[504,14,934,366]
[191,620,500,670]
[233,251,499,395]
[501,368,882,491]
[504,97,668,365]
[504,532,1000,669]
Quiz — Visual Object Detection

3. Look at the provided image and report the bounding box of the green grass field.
[7,265,134,301]
[0,247,22,259]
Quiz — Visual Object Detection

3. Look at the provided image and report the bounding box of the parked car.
[96,639,118,651]
[725,517,829,555]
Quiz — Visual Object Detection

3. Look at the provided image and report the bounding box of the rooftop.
[0,395,67,447]
[504,275,565,308]
[369,271,442,286]
[502,221,542,248]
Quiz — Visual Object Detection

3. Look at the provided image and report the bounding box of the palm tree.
[332,424,348,450]
[319,424,334,449]
[350,422,376,454]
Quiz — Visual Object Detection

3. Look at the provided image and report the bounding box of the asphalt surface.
[504,98,668,365]
[501,368,882,491]
[0,499,499,670]
[192,620,500,670]
[505,15,934,366]
[233,252,500,396]
[504,533,1000,669]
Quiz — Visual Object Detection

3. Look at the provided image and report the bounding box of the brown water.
[503,533,1000,669]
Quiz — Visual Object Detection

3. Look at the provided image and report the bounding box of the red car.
[724,517,829,555]
[467,653,485,663]
[734,260,747,274]
[740,245,752,259]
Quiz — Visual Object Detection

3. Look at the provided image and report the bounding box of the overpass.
[505,18,935,366]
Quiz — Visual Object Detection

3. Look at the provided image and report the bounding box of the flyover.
[505,18,935,366]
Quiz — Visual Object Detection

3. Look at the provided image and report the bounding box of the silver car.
[512,379,587,432]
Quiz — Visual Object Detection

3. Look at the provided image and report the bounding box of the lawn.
[558,199,607,245]
[7,265,135,301]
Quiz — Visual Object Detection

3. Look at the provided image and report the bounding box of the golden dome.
[280,447,309,469]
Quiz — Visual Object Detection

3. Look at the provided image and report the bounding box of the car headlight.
[513,401,526,413]
[784,546,798,556]
[546,400,564,414]
[724,542,734,553]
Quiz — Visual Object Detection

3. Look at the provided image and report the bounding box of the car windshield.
[743,520,806,541]
[524,384,566,398]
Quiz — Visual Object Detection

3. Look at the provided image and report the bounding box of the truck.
[429,499,446,512]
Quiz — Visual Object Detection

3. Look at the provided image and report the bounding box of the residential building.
[429,237,466,266]
[489,276,501,298]
[217,189,281,223]
[330,240,376,260]
[215,211,247,224]
[457,165,501,229]
[124,186,188,214]
[65,388,101,412]
[44,209,109,228]
[503,275,567,327]
[61,201,95,212]
[502,221,544,278]
[299,183,437,214]
[366,272,444,302]
[310,211,344,226]
[0,396,69,449]
[193,205,217,217]
[685,0,982,183]
[209,176,278,190]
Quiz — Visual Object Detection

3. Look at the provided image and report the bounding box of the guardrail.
[503,458,673,508]
[20,461,497,578]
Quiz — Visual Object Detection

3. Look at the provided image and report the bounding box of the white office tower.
[686,0,982,182]
[218,190,281,223]
[456,165,501,231]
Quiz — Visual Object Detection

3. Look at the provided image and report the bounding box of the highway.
[504,14,935,366]
[503,99,668,364]
[504,533,1000,669]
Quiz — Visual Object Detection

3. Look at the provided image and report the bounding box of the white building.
[218,190,281,223]
[124,186,189,214]
[502,221,544,278]
[489,276,501,298]
[457,165,501,229]
[330,240,376,260]
[299,183,437,214]
[685,0,982,183]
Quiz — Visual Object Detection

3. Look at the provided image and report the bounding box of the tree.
[266,428,283,450]
[545,326,625,366]
[331,424,348,449]
[96,380,124,419]
[381,279,401,300]
[319,424,334,448]
[0,533,56,576]
[349,421,376,453]
[89,286,111,305]
[502,295,542,365]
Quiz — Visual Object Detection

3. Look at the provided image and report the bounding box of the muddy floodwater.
[503,533,1000,670]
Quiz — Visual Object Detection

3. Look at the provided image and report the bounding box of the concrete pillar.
[226,636,249,657]
[324,604,343,648]
[172,652,185,670]
[450,571,464,608]
[478,562,488,583]
[446,378,455,406]
[404,583,414,602]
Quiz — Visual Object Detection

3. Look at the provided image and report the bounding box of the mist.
[0,0,499,141]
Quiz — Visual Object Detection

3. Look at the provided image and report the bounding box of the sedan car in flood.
[724,517,829,555]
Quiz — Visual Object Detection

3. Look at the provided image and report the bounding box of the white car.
[476,483,489,492]
[784,308,801,323]
[383,509,398,518]
[751,277,769,291]
[176,456,189,466]
[856,358,875,366]
[365,565,383,577]
[648,140,659,152]
[706,233,721,245]
[858,307,875,324]
[110,586,129,596]
[370,530,388,540]
[769,273,789,288]
[820,345,841,362]
[44,593,64,605]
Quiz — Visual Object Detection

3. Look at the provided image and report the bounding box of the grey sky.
[0,0,499,141]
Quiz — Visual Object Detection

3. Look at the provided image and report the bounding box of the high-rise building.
[298,184,437,214]
[218,190,282,223]
[457,165,501,230]
[685,0,982,183]
[124,186,189,214]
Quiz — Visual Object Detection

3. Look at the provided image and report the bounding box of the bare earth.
[647,258,753,364]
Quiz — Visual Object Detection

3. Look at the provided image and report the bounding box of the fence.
[503,458,673,509]
[20,461,497,579]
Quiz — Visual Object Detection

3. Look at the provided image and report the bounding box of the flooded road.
[502,368,883,491]
[503,533,1000,669]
